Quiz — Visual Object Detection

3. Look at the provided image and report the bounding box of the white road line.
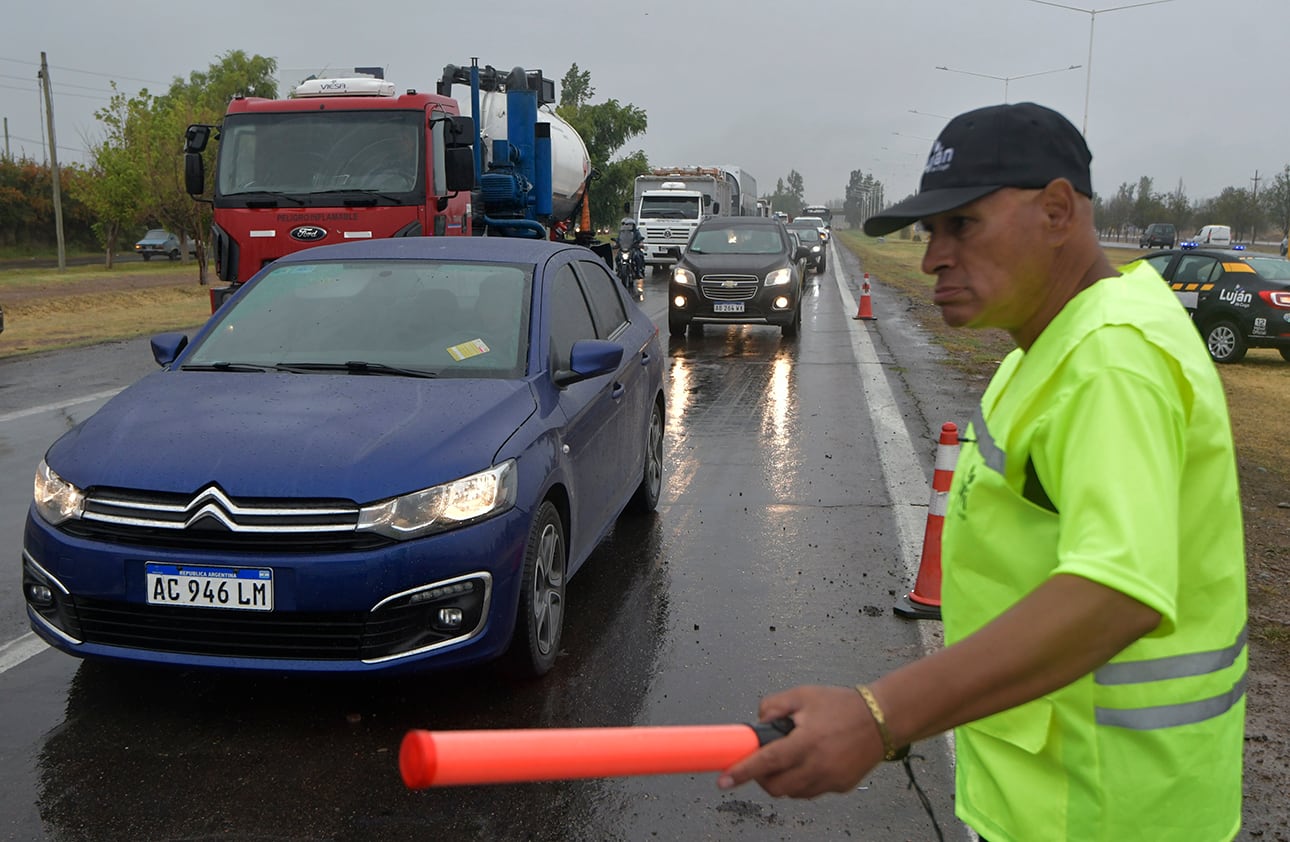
[0,388,124,424]
[0,632,48,674]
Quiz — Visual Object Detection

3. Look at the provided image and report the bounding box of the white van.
[1191,224,1232,248]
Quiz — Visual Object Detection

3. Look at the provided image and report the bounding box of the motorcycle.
[615,240,646,300]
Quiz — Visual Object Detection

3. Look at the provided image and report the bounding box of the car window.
[1245,257,1290,282]
[1174,255,1219,285]
[574,259,629,340]
[1143,254,1174,277]
[548,264,598,371]
[689,226,785,255]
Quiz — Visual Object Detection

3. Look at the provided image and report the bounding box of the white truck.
[632,165,757,270]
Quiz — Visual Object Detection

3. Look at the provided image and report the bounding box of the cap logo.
[925,141,954,175]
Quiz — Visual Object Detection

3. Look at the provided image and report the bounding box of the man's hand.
[718,685,886,797]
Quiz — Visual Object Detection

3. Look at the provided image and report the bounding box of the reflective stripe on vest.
[970,407,1006,474]
[1094,625,1248,730]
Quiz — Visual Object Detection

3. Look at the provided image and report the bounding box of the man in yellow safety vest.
[719,102,1246,842]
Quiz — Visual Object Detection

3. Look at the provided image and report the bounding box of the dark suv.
[668,217,808,337]
[1139,223,1176,249]
[788,225,827,273]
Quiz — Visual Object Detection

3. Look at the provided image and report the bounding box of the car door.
[574,257,647,508]
[543,259,625,559]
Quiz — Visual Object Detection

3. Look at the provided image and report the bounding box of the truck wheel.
[1204,320,1247,363]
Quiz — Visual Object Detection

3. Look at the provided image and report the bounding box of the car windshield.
[1244,257,1290,282]
[791,218,824,228]
[185,259,533,377]
[144,230,168,239]
[639,195,701,219]
[689,227,784,255]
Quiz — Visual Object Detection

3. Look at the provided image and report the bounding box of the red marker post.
[400,719,794,788]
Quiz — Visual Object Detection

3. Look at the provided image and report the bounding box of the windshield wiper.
[224,190,305,207]
[274,361,438,379]
[308,189,406,205]
[180,361,274,373]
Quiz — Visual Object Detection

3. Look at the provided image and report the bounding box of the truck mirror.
[184,124,211,154]
[444,147,475,192]
[447,115,475,148]
[712,202,720,215]
[185,152,205,197]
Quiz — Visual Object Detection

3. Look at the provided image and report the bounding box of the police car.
[1141,247,1290,363]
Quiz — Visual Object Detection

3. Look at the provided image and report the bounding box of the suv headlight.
[357,460,517,539]
[673,267,695,285]
[765,267,793,286]
[34,459,85,525]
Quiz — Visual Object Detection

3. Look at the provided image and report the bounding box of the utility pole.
[38,52,67,272]
[1250,170,1262,245]
[3,117,9,160]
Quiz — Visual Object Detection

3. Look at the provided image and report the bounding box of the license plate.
[146,563,274,611]
[713,302,744,313]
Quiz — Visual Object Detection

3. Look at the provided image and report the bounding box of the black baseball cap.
[863,102,1093,237]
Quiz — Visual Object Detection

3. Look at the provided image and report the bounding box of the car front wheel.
[141,254,151,261]
[627,399,664,514]
[506,501,566,677]
[1204,320,1247,363]
[668,311,689,337]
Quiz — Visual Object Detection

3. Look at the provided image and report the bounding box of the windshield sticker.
[447,339,492,361]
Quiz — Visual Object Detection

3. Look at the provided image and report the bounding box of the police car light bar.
[293,77,397,98]
[1231,244,1246,250]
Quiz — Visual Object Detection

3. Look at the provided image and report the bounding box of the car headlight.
[357,460,517,539]
[811,245,821,253]
[765,267,793,286]
[34,459,85,525]
[673,267,695,285]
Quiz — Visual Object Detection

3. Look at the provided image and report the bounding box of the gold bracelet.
[856,684,904,761]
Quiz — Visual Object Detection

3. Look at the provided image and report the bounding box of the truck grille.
[700,275,759,301]
[643,225,691,240]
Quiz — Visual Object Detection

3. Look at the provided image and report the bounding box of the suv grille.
[700,275,759,301]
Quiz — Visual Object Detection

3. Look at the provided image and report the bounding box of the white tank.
[462,91,592,222]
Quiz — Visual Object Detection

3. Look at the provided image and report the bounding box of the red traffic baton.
[400,717,794,788]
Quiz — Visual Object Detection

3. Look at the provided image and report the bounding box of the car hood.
[45,372,537,502]
[678,251,790,278]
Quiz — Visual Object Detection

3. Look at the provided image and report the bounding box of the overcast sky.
[3,0,1287,209]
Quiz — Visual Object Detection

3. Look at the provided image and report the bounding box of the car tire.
[668,312,689,337]
[505,500,566,678]
[168,249,180,261]
[141,254,152,261]
[627,399,664,514]
[1204,320,1247,363]
[816,258,826,275]
[1278,347,1290,362]
[782,305,801,338]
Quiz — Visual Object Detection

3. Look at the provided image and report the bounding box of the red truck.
[185,62,592,310]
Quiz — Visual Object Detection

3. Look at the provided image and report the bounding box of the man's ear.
[1039,178,1079,238]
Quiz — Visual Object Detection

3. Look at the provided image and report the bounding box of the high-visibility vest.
[942,262,1246,842]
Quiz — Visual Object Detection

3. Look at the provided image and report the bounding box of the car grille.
[64,486,391,553]
[69,578,490,662]
[700,275,759,301]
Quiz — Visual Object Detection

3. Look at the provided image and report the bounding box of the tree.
[1262,165,1290,237]
[555,64,648,231]
[75,83,147,267]
[844,169,883,228]
[766,171,806,218]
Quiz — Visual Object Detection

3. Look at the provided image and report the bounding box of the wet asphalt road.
[0,239,983,841]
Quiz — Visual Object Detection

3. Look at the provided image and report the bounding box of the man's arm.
[719,573,1160,797]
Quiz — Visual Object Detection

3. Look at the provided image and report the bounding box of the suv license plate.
[713,302,744,313]
[146,563,274,611]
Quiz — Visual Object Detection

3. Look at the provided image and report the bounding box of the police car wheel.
[1279,347,1290,363]
[1204,320,1247,364]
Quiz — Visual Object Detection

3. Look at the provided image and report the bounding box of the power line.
[0,54,166,86]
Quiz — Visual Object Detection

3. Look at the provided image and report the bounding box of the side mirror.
[185,152,205,197]
[444,147,475,193]
[184,124,211,154]
[150,332,189,367]
[554,339,624,387]
[446,114,475,147]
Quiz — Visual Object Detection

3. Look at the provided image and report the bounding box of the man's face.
[918,188,1052,336]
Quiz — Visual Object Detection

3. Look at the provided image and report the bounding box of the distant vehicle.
[800,205,833,228]
[23,236,667,676]
[1138,223,1176,249]
[1142,247,1290,363]
[791,226,827,274]
[788,215,830,244]
[668,216,809,337]
[134,229,192,261]
[1182,224,1233,249]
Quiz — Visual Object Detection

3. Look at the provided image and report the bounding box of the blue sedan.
[22,237,666,676]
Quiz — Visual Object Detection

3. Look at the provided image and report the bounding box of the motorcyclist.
[616,217,646,289]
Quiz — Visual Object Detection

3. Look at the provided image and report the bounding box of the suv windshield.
[689,226,784,255]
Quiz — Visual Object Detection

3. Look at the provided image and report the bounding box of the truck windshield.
[216,110,424,202]
[639,195,700,220]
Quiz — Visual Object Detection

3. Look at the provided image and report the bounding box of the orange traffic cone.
[852,273,877,320]
[894,422,959,621]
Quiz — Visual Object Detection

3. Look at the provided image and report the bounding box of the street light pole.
[1026,0,1177,135]
[935,64,1082,103]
